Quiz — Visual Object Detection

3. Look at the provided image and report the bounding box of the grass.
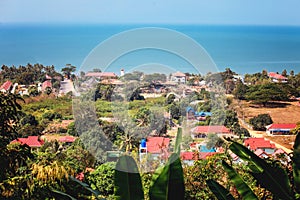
[21,95,73,119]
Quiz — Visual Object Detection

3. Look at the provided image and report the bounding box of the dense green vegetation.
[2,66,300,199]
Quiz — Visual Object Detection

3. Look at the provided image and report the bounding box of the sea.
[1,23,300,76]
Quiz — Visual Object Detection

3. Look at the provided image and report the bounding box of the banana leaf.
[293,133,300,193]
[229,141,292,200]
[149,153,184,200]
[222,161,258,200]
[114,155,144,200]
[206,179,235,200]
[51,189,77,200]
[174,127,182,155]
[51,176,102,200]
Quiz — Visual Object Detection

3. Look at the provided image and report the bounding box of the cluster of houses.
[0,74,56,95]
[136,122,294,166]
[82,70,208,95]
[230,137,290,163]
[11,135,77,148]
[4,69,297,168]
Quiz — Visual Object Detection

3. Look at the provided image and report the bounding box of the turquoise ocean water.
[0,24,300,75]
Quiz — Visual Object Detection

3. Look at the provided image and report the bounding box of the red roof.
[180,152,199,160]
[180,152,217,160]
[0,80,12,91]
[85,72,117,78]
[11,136,44,147]
[192,125,230,134]
[59,136,76,143]
[273,148,287,156]
[267,123,297,130]
[268,72,287,80]
[41,135,77,143]
[146,137,170,154]
[42,80,52,90]
[254,149,268,157]
[199,152,217,159]
[172,71,186,77]
[244,138,275,151]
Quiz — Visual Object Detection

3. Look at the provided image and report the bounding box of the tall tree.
[233,80,248,100]
[61,64,76,79]
[282,69,287,77]
[246,83,288,106]
[290,70,295,77]
[0,93,23,146]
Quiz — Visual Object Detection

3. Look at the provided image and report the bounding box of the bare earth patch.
[232,99,299,150]
[265,135,296,150]
[234,100,300,124]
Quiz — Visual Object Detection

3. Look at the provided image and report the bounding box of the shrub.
[249,114,273,131]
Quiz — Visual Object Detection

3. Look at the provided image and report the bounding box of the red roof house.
[199,152,217,159]
[42,80,52,91]
[180,152,199,161]
[11,136,44,148]
[59,136,77,143]
[268,72,288,83]
[41,135,77,143]
[0,80,12,93]
[254,149,269,158]
[171,71,186,83]
[266,123,297,135]
[146,137,170,154]
[191,125,231,138]
[244,138,276,153]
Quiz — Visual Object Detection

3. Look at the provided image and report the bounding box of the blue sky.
[0,0,300,25]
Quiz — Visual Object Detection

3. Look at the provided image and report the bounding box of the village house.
[170,71,186,84]
[11,135,77,148]
[186,107,212,121]
[139,137,170,162]
[268,72,288,83]
[191,125,231,139]
[41,135,77,144]
[180,151,199,166]
[0,80,12,93]
[11,136,44,148]
[41,80,52,92]
[244,138,276,154]
[266,123,297,135]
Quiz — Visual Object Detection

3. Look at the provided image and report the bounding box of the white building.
[171,71,186,83]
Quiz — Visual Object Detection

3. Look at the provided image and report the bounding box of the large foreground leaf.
[114,155,144,200]
[222,161,258,200]
[206,179,235,200]
[51,189,77,200]
[149,153,184,200]
[229,141,292,200]
[174,127,182,155]
[293,132,300,193]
